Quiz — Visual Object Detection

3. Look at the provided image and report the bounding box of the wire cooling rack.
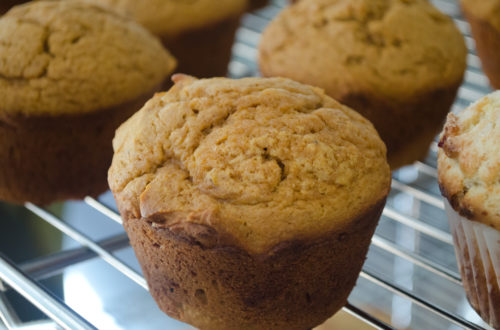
[0,0,495,329]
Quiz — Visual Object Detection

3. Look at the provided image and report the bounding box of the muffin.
[0,0,176,205]
[0,1,28,14]
[83,0,248,78]
[438,91,500,329]
[259,0,467,169]
[461,0,500,89]
[108,74,391,329]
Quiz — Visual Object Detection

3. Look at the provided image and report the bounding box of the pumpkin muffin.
[259,0,467,169]
[438,91,500,329]
[0,0,176,205]
[109,75,391,329]
[461,0,500,89]
[84,0,248,78]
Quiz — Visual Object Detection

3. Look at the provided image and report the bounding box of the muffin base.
[161,16,242,79]
[121,198,386,330]
[341,85,460,169]
[463,9,500,89]
[444,200,500,329]
[0,91,155,205]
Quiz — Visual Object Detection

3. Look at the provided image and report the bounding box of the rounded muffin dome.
[109,75,390,254]
[0,0,176,116]
[259,0,466,102]
[438,91,500,231]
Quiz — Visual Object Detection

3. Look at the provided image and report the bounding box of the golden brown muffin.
[438,91,500,329]
[0,0,28,14]
[461,0,500,89]
[109,75,391,329]
[0,0,176,205]
[259,0,467,169]
[83,0,248,78]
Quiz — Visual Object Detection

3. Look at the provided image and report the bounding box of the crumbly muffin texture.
[259,0,466,102]
[438,91,500,231]
[461,0,500,32]
[109,75,390,254]
[82,0,248,37]
[0,0,176,116]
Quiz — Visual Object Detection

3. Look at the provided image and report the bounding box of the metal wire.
[343,303,394,330]
[83,197,122,225]
[391,180,444,210]
[0,291,21,328]
[19,233,130,281]
[382,207,454,245]
[24,203,148,291]
[359,271,483,330]
[370,236,462,285]
[0,255,95,330]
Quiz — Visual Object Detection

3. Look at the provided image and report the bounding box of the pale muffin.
[260,0,467,169]
[438,91,500,328]
[109,75,390,329]
[0,0,176,204]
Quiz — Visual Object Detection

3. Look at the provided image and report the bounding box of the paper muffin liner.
[444,200,500,328]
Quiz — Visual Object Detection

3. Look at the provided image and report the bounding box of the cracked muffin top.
[438,91,500,230]
[461,0,500,32]
[259,0,466,102]
[82,0,248,37]
[109,75,390,254]
[0,0,176,116]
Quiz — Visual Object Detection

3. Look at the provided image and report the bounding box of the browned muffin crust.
[123,198,385,330]
[0,92,152,205]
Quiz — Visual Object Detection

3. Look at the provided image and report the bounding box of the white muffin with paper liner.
[437,91,500,329]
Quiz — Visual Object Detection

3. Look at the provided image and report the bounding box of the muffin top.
[83,0,248,37]
[0,1,176,117]
[461,0,500,32]
[438,91,500,230]
[109,75,390,254]
[259,0,466,102]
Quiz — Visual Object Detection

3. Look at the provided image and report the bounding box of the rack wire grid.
[0,0,495,329]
